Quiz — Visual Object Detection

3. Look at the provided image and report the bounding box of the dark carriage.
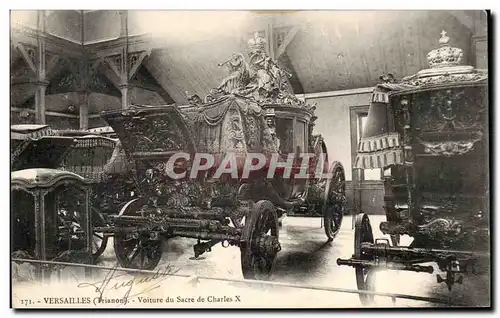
[96,32,347,279]
[11,124,75,171]
[336,31,489,304]
[54,130,136,259]
[11,126,94,273]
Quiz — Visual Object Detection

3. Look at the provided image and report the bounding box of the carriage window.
[358,113,382,181]
[295,121,306,153]
[275,118,294,154]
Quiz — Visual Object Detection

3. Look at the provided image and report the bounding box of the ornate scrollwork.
[420,137,482,156]
[121,115,185,153]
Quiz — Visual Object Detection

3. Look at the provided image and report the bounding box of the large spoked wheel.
[57,207,108,260]
[240,200,281,280]
[113,198,163,270]
[354,213,376,305]
[323,161,347,241]
[114,233,162,270]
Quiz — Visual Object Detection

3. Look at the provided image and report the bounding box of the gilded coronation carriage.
[337,31,489,304]
[96,32,347,279]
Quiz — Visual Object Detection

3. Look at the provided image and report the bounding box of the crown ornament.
[426,30,464,68]
[248,32,267,53]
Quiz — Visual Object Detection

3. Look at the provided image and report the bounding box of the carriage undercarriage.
[92,158,347,278]
[337,213,489,304]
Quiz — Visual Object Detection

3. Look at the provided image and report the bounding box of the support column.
[79,91,90,130]
[35,10,47,124]
[35,82,48,124]
[120,85,129,109]
[119,10,128,37]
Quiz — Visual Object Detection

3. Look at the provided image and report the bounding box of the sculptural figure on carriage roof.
[216,53,253,95]
[205,32,309,109]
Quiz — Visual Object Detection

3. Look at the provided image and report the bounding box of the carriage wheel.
[240,200,281,280]
[323,161,347,241]
[113,197,163,270]
[354,213,376,305]
[114,233,162,270]
[57,207,108,260]
[90,207,108,259]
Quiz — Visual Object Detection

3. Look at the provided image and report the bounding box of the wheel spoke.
[128,245,140,261]
[93,233,104,240]
[140,248,145,267]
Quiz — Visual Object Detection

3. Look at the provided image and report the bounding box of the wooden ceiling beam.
[12,41,37,75]
[11,25,82,58]
[142,57,177,104]
[128,49,152,80]
[99,64,121,91]
[275,25,300,59]
[448,11,474,31]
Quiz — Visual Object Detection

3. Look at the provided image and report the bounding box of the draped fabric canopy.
[354,83,412,169]
[180,95,278,158]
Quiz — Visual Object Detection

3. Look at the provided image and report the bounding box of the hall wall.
[304,89,385,215]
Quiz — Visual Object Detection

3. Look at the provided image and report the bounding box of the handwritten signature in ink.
[77,263,179,306]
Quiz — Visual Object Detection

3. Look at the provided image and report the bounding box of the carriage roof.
[355,31,488,170]
[11,136,77,171]
[54,130,118,148]
[11,168,89,189]
[11,124,55,140]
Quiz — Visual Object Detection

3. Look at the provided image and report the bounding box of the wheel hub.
[254,234,281,255]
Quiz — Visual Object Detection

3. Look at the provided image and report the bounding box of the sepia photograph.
[8,7,491,310]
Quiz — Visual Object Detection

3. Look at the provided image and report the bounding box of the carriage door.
[349,106,384,219]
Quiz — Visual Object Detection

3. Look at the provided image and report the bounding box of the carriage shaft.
[110,214,230,229]
[95,219,241,237]
[361,243,489,261]
[160,209,228,221]
[172,230,240,242]
[336,258,434,273]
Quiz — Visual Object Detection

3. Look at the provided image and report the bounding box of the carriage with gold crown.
[95,32,347,279]
[336,31,490,304]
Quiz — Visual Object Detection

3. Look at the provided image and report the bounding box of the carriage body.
[99,97,345,276]
[11,168,94,282]
[54,130,137,258]
[337,31,489,302]
[55,130,136,212]
[381,84,488,251]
